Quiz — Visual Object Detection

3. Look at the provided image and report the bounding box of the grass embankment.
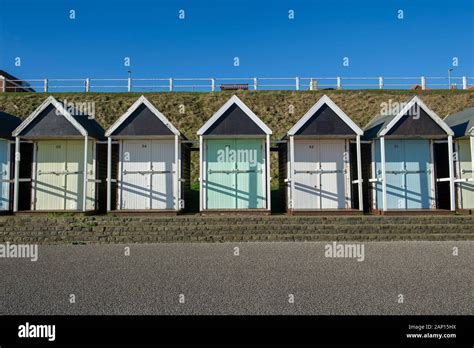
[2,90,473,186]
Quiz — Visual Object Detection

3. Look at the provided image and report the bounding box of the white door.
[319,140,346,209]
[151,140,175,210]
[293,140,319,209]
[120,140,151,210]
[292,139,347,210]
[35,141,68,210]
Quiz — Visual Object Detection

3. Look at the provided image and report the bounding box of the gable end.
[204,103,265,136]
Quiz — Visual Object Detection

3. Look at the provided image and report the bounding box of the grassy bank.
[2,90,473,185]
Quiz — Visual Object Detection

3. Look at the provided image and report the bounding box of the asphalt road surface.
[0,241,472,315]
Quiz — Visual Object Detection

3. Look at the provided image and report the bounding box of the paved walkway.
[0,241,472,315]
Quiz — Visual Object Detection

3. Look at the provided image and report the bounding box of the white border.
[287,95,363,136]
[13,96,88,137]
[379,96,454,137]
[105,95,180,137]
[197,95,272,136]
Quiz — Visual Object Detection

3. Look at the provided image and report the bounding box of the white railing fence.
[0,76,472,93]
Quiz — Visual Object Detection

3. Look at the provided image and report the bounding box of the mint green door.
[0,140,9,211]
[235,139,264,209]
[207,139,236,209]
[458,139,474,209]
[206,139,264,209]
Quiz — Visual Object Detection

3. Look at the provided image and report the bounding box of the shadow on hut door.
[207,139,237,209]
[235,139,264,209]
[35,141,68,210]
[121,140,151,210]
[0,140,9,211]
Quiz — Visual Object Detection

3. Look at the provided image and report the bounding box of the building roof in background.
[0,111,23,139]
[0,69,35,92]
[444,107,474,138]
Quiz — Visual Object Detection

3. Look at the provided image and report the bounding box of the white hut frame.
[374,96,455,211]
[12,96,101,213]
[286,95,364,211]
[197,95,272,212]
[105,95,184,212]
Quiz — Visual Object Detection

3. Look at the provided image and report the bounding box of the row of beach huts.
[0,94,473,215]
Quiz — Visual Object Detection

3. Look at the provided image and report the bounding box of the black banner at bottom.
[0,315,472,347]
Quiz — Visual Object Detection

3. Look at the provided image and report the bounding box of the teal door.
[458,139,474,209]
[206,139,264,209]
[375,139,431,209]
[0,140,9,211]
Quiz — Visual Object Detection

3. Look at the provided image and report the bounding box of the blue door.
[0,140,10,211]
[375,139,432,209]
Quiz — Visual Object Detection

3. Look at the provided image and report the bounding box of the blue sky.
[0,0,473,79]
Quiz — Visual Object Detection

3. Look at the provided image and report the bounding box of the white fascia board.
[105,95,180,137]
[287,95,363,136]
[379,96,454,137]
[13,96,87,137]
[197,95,272,136]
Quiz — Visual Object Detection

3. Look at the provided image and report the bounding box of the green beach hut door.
[0,140,9,211]
[206,139,264,209]
[458,139,474,209]
[375,139,432,209]
[236,139,264,209]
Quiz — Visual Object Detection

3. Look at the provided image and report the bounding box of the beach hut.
[364,96,455,213]
[12,96,105,212]
[0,112,22,212]
[197,95,272,212]
[105,96,190,213]
[281,95,364,213]
[445,107,474,212]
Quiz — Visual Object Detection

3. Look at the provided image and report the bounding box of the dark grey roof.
[53,99,105,139]
[362,113,394,140]
[0,111,22,139]
[293,103,356,137]
[203,103,266,136]
[363,99,448,139]
[17,101,105,140]
[444,107,474,138]
[111,103,175,137]
[71,113,105,140]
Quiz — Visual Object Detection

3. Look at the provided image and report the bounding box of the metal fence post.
[421,76,426,90]
[44,78,48,93]
[253,78,258,91]
[169,78,173,92]
[85,78,90,92]
[127,77,132,92]
[379,77,384,90]
[309,78,314,91]
[336,77,342,90]
[295,77,300,91]
[0,76,5,92]
[211,78,215,92]
[462,76,468,90]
